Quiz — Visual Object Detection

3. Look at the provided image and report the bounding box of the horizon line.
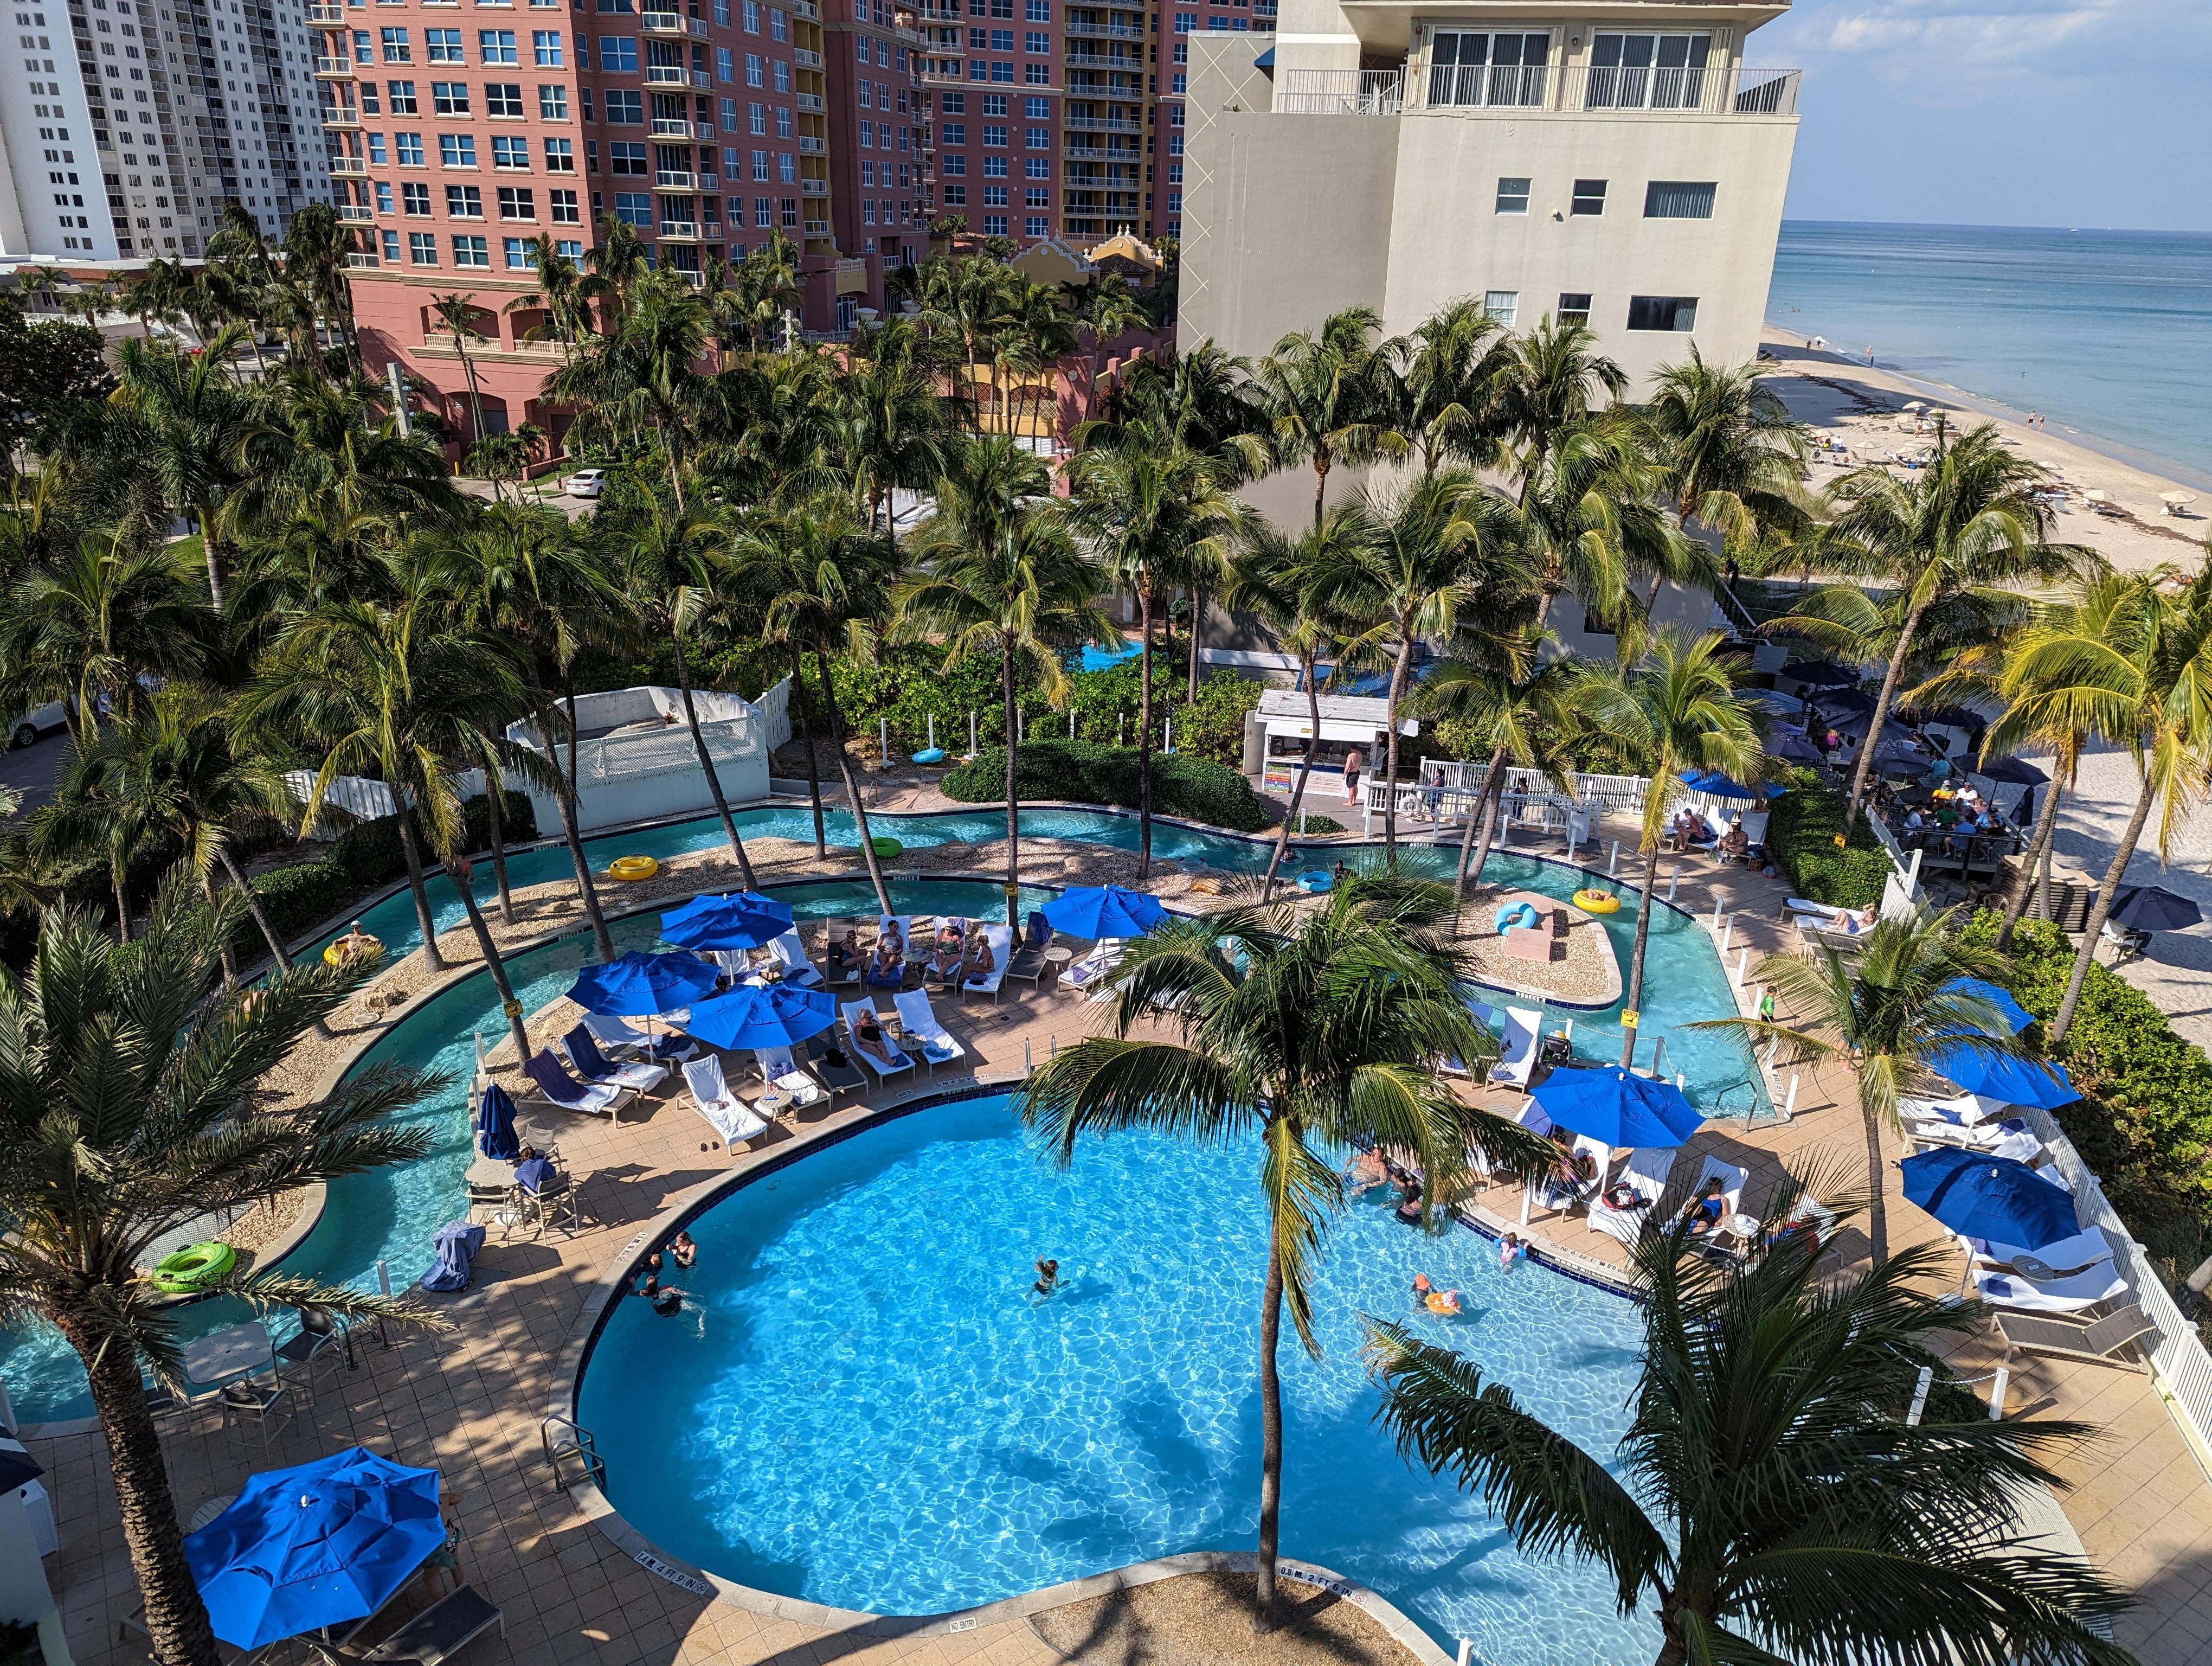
[1780,217,2212,239]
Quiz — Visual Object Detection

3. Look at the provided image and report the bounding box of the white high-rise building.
[0,0,329,262]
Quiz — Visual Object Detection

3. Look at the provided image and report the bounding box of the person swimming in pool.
[669,1231,697,1272]
[1032,1257,1060,1298]
[1411,1273,1460,1315]
[1499,1232,1528,1267]
[1341,1146,1389,1195]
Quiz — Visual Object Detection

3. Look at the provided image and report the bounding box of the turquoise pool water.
[578,1092,1655,1663]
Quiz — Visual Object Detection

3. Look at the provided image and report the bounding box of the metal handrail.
[542,1412,606,1491]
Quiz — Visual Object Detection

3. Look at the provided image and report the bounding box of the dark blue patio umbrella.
[2107,885,2203,933]
[185,1447,445,1651]
[475,1081,519,1160]
[1530,1067,1705,1149]
[1787,661,1860,688]
[660,890,796,952]
[568,949,719,1017]
[1677,768,1784,800]
[1973,756,2050,787]
[1041,885,1168,939]
[1770,733,1824,765]
[1940,977,2033,1036]
[1926,1040,2077,1108]
[684,981,836,1051]
[1900,1148,2079,1251]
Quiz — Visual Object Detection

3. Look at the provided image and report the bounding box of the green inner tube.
[153,1240,236,1293]
[870,836,903,859]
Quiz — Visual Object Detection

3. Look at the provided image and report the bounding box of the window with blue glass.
[533,30,562,64]
[453,234,490,266]
[614,190,653,225]
[401,180,431,213]
[381,229,401,262]
[605,88,643,121]
[408,230,438,264]
[381,25,410,60]
[425,28,462,62]
[492,134,530,167]
[600,36,638,71]
[395,132,425,166]
[479,29,518,62]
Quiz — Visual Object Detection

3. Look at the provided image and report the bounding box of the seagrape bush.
[1764,766,1893,907]
[941,739,1271,831]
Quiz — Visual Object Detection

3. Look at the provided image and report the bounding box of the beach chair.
[1062,938,1127,999]
[1005,912,1054,988]
[560,1026,669,1093]
[866,914,915,989]
[891,989,966,1072]
[1589,1148,1678,1246]
[359,1584,504,1664]
[765,930,827,989]
[1992,1303,2155,1372]
[960,924,1015,1002]
[520,1052,633,1121]
[1489,1007,1541,1087]
[820,921,867,988]
[712,949,755,984]
[582,1012,695,1063]
[801,1032,867,1100]
[756,1045,827,1108]
[680,1055,769,1146]
[839,999,915,1078]
[1441,993,1499,1077]
[1678,1154,1751,1253]
[1971,1261,2129,1315]
[1539,1133,1612,1216]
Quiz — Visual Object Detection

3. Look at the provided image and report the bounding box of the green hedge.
[941,739,1270,832]
[1763,767,1893,908]
[327,791,537,890]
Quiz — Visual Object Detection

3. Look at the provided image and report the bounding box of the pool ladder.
[543,1413,607,1493]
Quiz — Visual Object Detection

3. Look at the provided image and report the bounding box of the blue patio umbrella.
[683,981,837,1051]
[185,1447,445,1651]
[1770,733,1823,765]
[1677,768,1785,800]
[475,1080,520,1161]
[1900,1148,2080,1251]
[1786,660,1860,688]
[1926,1040,2077,1108]
[1973,756,2050,787]
[659,890,796,952]
[568,949,719,1016]
[1530,1067,1705,1149]
[1041,884,1168,939]
[1941,977,2032,1036]
[2107,885,2203,933]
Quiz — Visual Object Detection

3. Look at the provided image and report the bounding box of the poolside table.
[182,1321,276,1387]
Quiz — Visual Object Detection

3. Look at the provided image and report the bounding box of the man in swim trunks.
[1032,1257,1059,1298]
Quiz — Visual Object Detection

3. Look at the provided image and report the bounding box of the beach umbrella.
[568,949,719,1017]
[1872,749,1931,780]
[1814,689,1876,719]
[185,1447,445,1651]
[1041,884,1168,939]
[1926,1040,2077,1109]
[1770,733,1823,765]
[2107,885,2203,933]
[1786,661,1860,689]
[1900,1149,2079,1251]
[1676,768,1784,800]
[475,1081,520,1160]
[660,890,795,952]
[1972,757,2049,787]
[683,981,836,1051]
[1940,977,2033,1036]
[1529,1067,1705,1150]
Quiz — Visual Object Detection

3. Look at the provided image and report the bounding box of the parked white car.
[9,700,65,749]
[567,468,608,499]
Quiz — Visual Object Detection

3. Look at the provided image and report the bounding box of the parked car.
[9,700,65,749]
[567,468,608,499]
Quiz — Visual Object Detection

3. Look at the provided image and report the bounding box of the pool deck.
[23,821,2212,1666]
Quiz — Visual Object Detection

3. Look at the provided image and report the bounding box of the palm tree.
[1983,561,2212,1043]
[896,435,1118,923]
[507,236,593,356]
[1062,420,1243,880]
[1068,272,1147,421]
[232,365,460,530]
[1250,306,1399,527]
[427,292,492,444]
[1785,424,2095,832]
[1417,644,1581,913]
[2,528,210,740]
[1573,628,1763,1068]
[1495,313,1628,499]
[832,319,949,535]
[281,201,362,375]
[549,275,716,503]
[33,730,155,940]
[1310,469,1528,857]
[108,326,258,606]
[0,875,442,1666]
[1015,875,1554,1626]
[1517,418,1684,640]
[1366,1177,2131,1666]
[1384,297,1513,476]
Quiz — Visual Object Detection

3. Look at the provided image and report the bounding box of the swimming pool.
[576,1091,1656,1664]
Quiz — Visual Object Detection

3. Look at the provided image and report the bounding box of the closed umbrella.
[1529,1067,1704,1149]
[1940,977,2033,1036]
[1900,1148,2079,1251]
[660,890,796,952]
[1926,1040,2077,1108]
[1041,885,1168,939]
[2107,885,2203,933]
[474,1081,519,1160]
[185,1447,446,1651]
[684,981,836,1051]
[568,950,719,1016]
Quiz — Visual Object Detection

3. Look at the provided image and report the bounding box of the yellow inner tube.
[1573,888,1621,914]
[153,1240,236,1293]
[608,855,660,882]
[324,936,382,966]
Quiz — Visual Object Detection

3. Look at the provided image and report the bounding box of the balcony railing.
[1064,140,1139,159]
[655,169,697,189]
[644,64,688,85]
[345,251,380,268]
[306,3,344,21]
[328,153,368,175]
[337,203,376,223]
[320,105,361,127]
[314,54,354,77]
[1274,68,1404,114]
[795,91,824,111]
[642,10,706,34]
[799,133,826,152]
[1063,113,1138,132]
[1064,48,1137,68]
[800,177,827,196]
[657,219,701,240]
[803,216,831,237]
[1065,18,1142,37]
[794,47,822,68]
[650,117,707,138]
[1283,63,1804,119]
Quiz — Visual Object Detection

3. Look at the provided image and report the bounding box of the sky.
[1761,0,2212,230]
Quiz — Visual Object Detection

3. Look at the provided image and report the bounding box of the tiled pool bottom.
[577,1093,1658,1664]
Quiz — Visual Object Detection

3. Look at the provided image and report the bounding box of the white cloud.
[1771,0,2205,73]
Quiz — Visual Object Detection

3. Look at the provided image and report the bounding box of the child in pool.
[1499,1232,1528,1267]
[1411,1273,1460,1315]
[1032,1257,1060,1298]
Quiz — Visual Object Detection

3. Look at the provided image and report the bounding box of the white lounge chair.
[712,949,753,984]
[1680,1154,1752,1251]
[839,999,914,1078]
[1539,1133,1612,1216]
[1061,938,1127,999]
[520,1052,633,1120]
[1972,1262,2129,1314]
[1993,1304,2155,1371]
[1489,1007,1541,1087]
[1441,994,1499,1077]
[1963,1226,2111,1280]
[1589,1148,1679,1246]
[891,989,966,1072]
[960,924,1015,1002]
[765,930,826,989]
[680,1055,769,1146]
[756,1045,826,1107]
[581,1012,696,1063]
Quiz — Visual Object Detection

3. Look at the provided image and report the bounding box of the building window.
[941,92,965,113]
[1427,30,1549,108]
[613,189,653,224]
[1585,33,1710,110]
[942,182,966,203]
[446,183,484,216]
[778,153,795,181]
[557,238,586,258]
[1644,180,1715,219]
[1493,176,1528,214]
[743,0,758,30]
[600,36,638,71]
[1482,290,1518,327]
[1557,292,1591,326]
[1024,29,1045,52]
[439,133,478,166]
[505,236,536,267]
[983,213,1007,234]
[755,194,771,226]
[770,7,786,40]
[982,156,1007,176]
[776,107,793,138]
[941,121,965,144]
[774,60,790,91]
[487,83,525,117]
[408,229,438,262]
[781,197,798,226]
[941,155,966,176]
[381,229,402,262]
[387,80,419,116]
[369,133,390,165]
[375,182,395,214]
[432,80,470,114]
[425,27,464,63]
[493,134,530,168]
[752,149,769,179]
[982,183,1007,204]
[533,29,563,65]
[1024,156,1047,178]
[396,132,426,166]
[1626,294,1697,332]
[541,84,569,118]
[1024,185,1047,207]
[983,123,1006,145]
[453,233,490,266]
[1025,214,1047,236]
[551,185,580,221]
[380,26,410,62]
[545,137,575,171]
[401,180,432,214]
[612,140,648,174]
[745,51,761,85]
[479,29,518,63]
[498,184,535,217]
[605,89,643,121]
[1570,178,1606,215]
[718,46,733,80]
[1026,0,1049,16]
[1025,124,1047,146]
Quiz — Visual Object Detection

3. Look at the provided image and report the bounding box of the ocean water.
[1766,221,2212,491]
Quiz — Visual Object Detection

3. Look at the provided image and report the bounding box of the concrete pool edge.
[545,1078,1638,1655]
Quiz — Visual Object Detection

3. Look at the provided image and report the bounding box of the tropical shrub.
[327,791,537,889]
[246,857,359,944]
[1764,765,1892,907]
[941,739,1270,831]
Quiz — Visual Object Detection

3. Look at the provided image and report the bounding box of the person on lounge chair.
[1687,1178,1727,1236]
[1541,1135,1596,1209]
[512,1145,556,1194]
[868,935,905,989]
[929,921,966,983]
[831,927,867,981]
[850,1008,904,1069]
[962,932,997,988]
[1720,817,1750,861]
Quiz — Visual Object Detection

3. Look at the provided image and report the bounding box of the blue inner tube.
[1494,901,1540,934]
[1296,869,1333,893]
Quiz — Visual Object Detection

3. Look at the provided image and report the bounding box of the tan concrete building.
[1178,0,1800,389]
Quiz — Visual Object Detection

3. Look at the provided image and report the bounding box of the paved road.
[0,727,67,819]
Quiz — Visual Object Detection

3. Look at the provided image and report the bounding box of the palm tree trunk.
[483,781,515,926]
[1253,1216,1287,1631]
[443,855,532,1064]
[1617,833,1662,1069]
[1001,650,1023,928]
[1381,636,1413,860]
[1860,1082,1890,1263]
[790,649,827,858]
[394,808,446,975]
[1843,603,1925,833]
[202,521,228,611]
[2050,767,2157,1044]
[1187,584,1209,706]
[551,694,616,963]
[1995,778,2064,951]
[1453,747,1508,914]
[55,1310,224,1666]
[1136,586,1154,883]
[112,857,132,943]
[201,868,237,986]
[217,845,290,969]
[1260,651,1320,904]
[1311,454,1329,529]
[815,646,891,915]
[670,619,758,889]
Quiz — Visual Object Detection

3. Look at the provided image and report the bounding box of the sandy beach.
[1757,329,2209,577]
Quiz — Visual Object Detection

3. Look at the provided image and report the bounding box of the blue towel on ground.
[420,1221,486,1292]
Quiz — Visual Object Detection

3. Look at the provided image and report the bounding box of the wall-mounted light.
[1570,35,1580,48]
